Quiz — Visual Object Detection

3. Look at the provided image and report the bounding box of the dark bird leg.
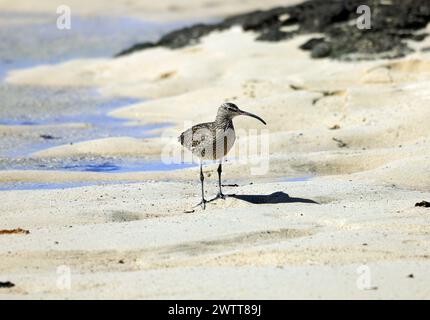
[215,161,226,199]
[195,161,207,209]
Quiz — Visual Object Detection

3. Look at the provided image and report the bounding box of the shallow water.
[284,176,313,183]
[0,86,164,158]
[0,12,187,79]
[0,12,197,188]
[0,181,103,191]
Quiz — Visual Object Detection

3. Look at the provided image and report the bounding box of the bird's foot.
[194,199,207,210]
[210,192,230,202]
[215,192,226,200]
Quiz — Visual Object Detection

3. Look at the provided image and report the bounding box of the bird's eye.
[223,103,237,111]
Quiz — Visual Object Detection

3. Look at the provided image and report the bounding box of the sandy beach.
[0,0,430,299]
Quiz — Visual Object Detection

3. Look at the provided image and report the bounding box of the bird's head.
[217,102,266,125]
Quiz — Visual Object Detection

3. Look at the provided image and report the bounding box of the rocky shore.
[117,0,430,59]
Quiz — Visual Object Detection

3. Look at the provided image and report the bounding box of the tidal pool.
[0,12,199,190]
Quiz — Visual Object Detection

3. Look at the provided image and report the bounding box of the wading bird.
[178,102,266,209]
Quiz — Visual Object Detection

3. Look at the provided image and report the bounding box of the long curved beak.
[239,109,267,125]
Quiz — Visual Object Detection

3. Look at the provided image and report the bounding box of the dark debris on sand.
[0,281,15,288]
[116,0,430,60]
[0,228,30,235]
[415,201,430,208]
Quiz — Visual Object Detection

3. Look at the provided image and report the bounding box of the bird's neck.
[215,116,234,130]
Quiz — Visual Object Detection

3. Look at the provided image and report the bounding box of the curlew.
[178,102,266,209]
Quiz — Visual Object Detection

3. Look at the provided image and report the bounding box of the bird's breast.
[216,127,236,157]
[194,127,235,160]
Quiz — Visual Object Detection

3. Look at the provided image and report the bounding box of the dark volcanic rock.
[299,38,326,50]
[116,0,430,60]
[311,42,332,58]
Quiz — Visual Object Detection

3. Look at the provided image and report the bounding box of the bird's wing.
[178,123,214,151]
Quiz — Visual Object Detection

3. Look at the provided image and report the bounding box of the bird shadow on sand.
[228,191,319,205]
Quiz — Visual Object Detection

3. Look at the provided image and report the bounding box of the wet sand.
[1,1,430,299]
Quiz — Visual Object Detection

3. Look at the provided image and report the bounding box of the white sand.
[1,179,429,299]
[7,29,430,190]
